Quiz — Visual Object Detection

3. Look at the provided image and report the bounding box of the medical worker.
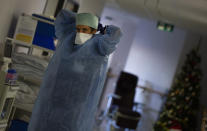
[28,10,122,131]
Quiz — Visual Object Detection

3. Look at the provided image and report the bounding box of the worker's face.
[76,25,97,34]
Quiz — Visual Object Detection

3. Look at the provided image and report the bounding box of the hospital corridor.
[0,0,207,131]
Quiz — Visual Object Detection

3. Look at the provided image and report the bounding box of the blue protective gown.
[28,10,122,131]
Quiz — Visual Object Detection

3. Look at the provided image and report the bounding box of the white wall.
[79,0,105,17]
[0,0,15,55]
[124,19,187,131]
[125,19,186,93]
[13,0,46,16]
[44,0,59,16]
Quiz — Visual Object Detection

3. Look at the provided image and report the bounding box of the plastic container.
[5,69,17,85]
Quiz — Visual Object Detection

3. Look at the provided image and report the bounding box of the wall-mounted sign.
[157,21,174,32]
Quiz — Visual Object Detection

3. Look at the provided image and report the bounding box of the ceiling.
[106,0,207,35]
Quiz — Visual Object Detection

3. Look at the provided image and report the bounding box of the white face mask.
[75,33,93,45]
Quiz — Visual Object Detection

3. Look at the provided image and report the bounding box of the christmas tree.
[154,47,202,131]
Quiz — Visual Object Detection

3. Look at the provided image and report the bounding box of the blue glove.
[97,25,122,56]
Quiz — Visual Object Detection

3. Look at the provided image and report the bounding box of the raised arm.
[54,10,76,39]
[97,25,122,56]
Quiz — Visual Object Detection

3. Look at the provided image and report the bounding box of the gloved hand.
[105,25,122,41]
[54,10,76,39]
[97,25,122,56]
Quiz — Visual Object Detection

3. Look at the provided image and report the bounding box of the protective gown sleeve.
[97,25,122,56]
[54,9,76,39]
